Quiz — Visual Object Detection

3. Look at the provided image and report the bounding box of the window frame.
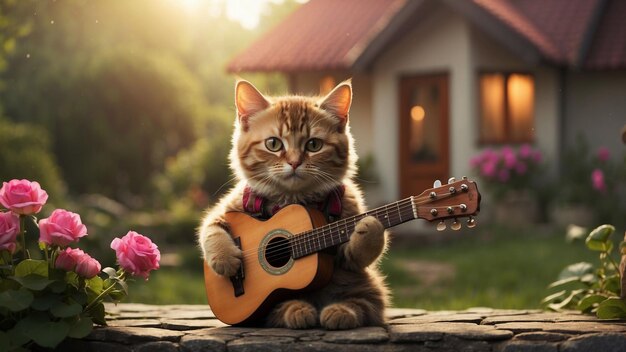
[477,70,536,145]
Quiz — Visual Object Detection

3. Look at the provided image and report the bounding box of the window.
[479,72,534,143]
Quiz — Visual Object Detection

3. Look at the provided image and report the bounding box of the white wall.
[371,5,473,205]
[565,71,626,158]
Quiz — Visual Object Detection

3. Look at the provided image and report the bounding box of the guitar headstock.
[413,177,481,231]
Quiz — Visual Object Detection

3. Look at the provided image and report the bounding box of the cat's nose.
[288,161,302,170]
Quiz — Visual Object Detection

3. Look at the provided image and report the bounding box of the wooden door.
[399,74,450,198]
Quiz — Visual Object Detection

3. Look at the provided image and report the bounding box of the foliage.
[558,137,625,225]
[470,144,544,200]
[543,224,626,319]
[0,179,160,349]
[0,121,65,200]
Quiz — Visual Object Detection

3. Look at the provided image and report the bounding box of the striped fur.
[198,81,390,330]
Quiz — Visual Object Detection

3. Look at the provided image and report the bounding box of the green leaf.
[117,279,129,295]
[547,289,586,311]
[51,300,83,318]
[596,297,626,319]
[14,259,48,278]
[548,276,583,289]
[586,224,615,251]
[31,293,62,311]
[577,294,608,313]
[108,289,126,301]
[10,274,54,291]
[542,290,567,305]
[16,312,70,348]
[102,267,117,278]
[67,316,93,339]
[0,331,9,351]
[605,274,621,294]
[558,262,594,280]
[49,279,67,294]
[0,288,34,312]
[65,272,79,288]
[89,303,107,326]
[85,276,104,295]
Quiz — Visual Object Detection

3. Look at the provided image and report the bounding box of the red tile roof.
[228,0,626,72]
[227,0,408,73]
[584,0,626,69]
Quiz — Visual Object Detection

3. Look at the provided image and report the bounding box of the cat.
[197,79,390,330]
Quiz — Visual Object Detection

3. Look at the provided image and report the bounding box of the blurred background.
[0,0,624,310]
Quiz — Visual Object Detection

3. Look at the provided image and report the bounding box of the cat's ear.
[319,80,352,122]
[235,80,270,122]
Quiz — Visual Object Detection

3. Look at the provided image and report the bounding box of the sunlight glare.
[225,0,265,29]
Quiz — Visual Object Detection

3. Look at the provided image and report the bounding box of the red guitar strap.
[242,185,345,223]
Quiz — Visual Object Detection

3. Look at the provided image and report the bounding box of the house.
[227,0,626,225]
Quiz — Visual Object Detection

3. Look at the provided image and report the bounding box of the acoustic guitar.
[203,178,481,325]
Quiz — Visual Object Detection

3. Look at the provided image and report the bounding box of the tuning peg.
[451,219,461,231]
[448,177,456,184]
[433,179,442,188]
[467,217,476,228]
[436,221,446,231]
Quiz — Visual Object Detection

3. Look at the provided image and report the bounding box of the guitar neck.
[290,198,417,259]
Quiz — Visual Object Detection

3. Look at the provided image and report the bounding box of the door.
[399,74,450,198]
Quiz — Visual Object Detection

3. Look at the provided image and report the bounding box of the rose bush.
[0,179,160,349]
[469,144,544,200]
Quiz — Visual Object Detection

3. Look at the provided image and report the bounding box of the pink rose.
[591,169,606,192]
[481,160,497,178]
[596,147,610,162]
[111,231,160,280]
[75,253,101,279]
[519,144,532,158]
[0,179,49,215]
[39,209,88,247]
[0,211,20,254]
[55,247,86,271]
[503,150,517,169]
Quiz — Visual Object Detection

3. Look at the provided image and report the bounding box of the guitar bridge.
[230,237,245,297]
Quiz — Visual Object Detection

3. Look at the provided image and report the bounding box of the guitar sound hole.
[265,236,291,268]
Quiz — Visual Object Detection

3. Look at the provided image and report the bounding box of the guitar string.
[235,197,417,261]
[238,191,470,263]
[245,196,469,264]
[233,190,472,263]
[238,197,460,278]
[254,188,473,262]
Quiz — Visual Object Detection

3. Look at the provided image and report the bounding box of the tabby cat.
[197,80,389,330]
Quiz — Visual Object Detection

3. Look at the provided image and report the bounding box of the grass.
[382,225,597,310]
[124,225,599,310]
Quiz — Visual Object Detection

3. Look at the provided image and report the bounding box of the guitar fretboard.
[290,198,416,259]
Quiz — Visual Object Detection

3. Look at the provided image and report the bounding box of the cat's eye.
[305,138,323,152]
[265,137,283,152]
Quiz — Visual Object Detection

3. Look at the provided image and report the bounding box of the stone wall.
[56,303,626,352]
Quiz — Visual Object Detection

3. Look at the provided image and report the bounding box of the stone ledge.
[56,303,626,351]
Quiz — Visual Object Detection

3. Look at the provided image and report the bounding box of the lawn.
[125,225,598,310]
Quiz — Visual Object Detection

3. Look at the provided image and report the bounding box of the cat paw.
[205,234,242,277]
[282,301,318,329]
[320,303,361,330]
[355,216,384,239]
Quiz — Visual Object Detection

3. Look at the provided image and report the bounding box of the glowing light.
[411,106,425,122]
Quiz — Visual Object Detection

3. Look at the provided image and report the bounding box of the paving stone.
[391,313,484,325]
[107,319,162,328]
[246,327,326,339]
[513,331,573,342]
[390,322,513,342]
[86,326,185,344]
[180,335,227,352]
[497,340,558,352]
[66,304,626,351]
[134,341,179,352]
[160,318,226,330]
[227,336,295,352]
[323,326,389,344]
[560,332,626,352]
[494,321,626,334]
[386,308,427,319]
[482,312,600,325]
